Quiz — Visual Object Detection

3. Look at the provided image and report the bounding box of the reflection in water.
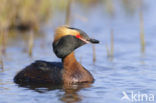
[16,83,62,93]
[16,83,92,103]
[61,83,91,103]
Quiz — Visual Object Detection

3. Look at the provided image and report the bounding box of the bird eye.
[76,34,81,39]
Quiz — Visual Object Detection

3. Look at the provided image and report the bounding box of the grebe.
[14,26,99,85]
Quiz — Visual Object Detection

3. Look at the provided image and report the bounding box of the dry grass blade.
[105,44,110,58]
[92,44,96,63]
[0,30,3,70]
[110,29,114,60]
[28,30,34,57]
[105,29,114,61]
[110,29,114,58]
[0,57,4,70]
[139,11,146,54]
[65,0,73,25]
[0,29,7,55]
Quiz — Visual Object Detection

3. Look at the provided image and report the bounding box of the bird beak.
[76,34,99,44]
[87,38,99,44]
[79,37,99,44]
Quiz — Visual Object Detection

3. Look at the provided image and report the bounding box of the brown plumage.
[14,25,99,85]
[62,52,94,83]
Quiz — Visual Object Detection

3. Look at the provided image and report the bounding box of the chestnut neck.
[62,52,80,70]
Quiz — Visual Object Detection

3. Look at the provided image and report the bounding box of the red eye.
[76,34,81,39]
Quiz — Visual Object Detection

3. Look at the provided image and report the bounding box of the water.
[1,0,156,103]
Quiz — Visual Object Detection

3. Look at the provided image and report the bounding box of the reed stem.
[106,44,110,58]
[92,44,96,63]
[0,57,4,70]
[0,29,8,55]
[139,11,146,54]
[65,0,73,25]
[110,29,114,58]
[106,29,114,61]
[28,30,34,57]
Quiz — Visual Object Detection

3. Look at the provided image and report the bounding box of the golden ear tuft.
[54,25,79,41]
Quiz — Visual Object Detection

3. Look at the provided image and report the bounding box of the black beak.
[88,38,99,44]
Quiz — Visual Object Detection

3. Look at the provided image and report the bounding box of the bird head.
[53,26,99,58]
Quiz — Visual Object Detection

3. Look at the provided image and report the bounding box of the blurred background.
[0,0,156,103]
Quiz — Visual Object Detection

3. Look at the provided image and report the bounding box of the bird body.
[14,26,99,85]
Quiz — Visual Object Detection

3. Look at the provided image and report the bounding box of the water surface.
[1,0,156,103]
